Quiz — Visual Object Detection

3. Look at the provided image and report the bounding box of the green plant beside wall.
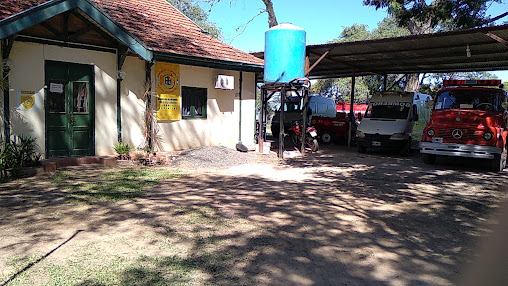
[0,135,41,182]
[113,142,132,160]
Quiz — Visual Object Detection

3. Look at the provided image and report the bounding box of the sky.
[199,0,508,81]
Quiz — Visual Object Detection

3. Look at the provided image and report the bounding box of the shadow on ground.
[1,145,507,285]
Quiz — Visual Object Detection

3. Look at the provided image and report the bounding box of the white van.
[356,91,432,154]
[271,95,336,136]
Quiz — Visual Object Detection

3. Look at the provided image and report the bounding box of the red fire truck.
[311,112,356,144]
[420,80,508,172]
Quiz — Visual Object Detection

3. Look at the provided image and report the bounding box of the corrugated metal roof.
[252,24,508,79]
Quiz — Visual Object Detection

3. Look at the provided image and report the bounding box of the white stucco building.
[0,0,263,158]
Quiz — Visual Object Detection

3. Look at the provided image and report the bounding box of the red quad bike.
[289,121,319,152]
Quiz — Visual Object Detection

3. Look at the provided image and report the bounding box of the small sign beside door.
[50,82,64,93]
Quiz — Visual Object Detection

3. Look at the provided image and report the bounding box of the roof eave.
[153,50,263,72]
[0,0,153,61]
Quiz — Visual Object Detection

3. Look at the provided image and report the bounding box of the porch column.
[2,37,15,141]
[116,46,128,143]
[145,60,154,150]
[348,69,356,147]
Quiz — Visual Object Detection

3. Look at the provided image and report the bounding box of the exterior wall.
[153,65,256,151]
[7,41,258,156]
[7,41,117,157]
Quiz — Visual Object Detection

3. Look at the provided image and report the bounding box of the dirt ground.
[1,145,507,285]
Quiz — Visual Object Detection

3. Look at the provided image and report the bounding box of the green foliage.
[166,0,222,39]
[113,142,132,160]
[0,135,41,181]
[332,24,371,42]
[363,0,502,31]
[315,16,411,101]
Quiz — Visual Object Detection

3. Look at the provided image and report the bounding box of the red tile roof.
[0,0,263,66]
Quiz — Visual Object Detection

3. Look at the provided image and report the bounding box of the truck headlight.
[427,129,435,137]
[390,133,405,140]
[356,131,365,138]
[483,132,493,140]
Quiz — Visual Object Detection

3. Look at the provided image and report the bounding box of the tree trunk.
[261,0,278,28]
[405,74,420,92]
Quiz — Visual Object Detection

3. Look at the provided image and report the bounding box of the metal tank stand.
[258,78,311,159]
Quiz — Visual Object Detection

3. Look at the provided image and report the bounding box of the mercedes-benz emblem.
[452,129,463,139]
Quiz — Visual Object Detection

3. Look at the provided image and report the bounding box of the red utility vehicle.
[311,112,356,144]
[420,80,508,172]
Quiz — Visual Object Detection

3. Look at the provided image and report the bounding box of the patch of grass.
[53,168,184,204]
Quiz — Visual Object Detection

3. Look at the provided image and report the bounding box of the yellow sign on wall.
[156,94,181,121]
[155,62,180,121]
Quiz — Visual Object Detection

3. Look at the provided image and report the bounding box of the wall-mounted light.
[2,58,13,72]
[117,70,126,81]
[466,44,471,58]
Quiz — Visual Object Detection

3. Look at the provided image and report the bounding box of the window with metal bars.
[182,86,207,119]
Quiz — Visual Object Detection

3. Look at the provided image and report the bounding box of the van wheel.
[422,153,436,165]
[491,147,507,172]
[357,144,366,153]
[321,132,334,144]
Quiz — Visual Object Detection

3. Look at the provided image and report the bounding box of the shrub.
[113,142,132,160]
[0,135,41,181]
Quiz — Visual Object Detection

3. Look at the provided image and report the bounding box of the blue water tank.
[264,23,306,84]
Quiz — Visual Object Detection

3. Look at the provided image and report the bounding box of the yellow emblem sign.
[155,63,181,121]
[21,95,35,110]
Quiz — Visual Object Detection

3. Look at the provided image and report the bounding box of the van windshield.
[365,102,411,119]
[435,89,505,112]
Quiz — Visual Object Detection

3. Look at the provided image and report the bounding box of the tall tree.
[313,17,411,102]
[202,0,278,28]
[167,0,222,39]
[363,0,504,32]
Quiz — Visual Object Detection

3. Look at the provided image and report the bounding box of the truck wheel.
[491,147,507,172]
[422,153,436,165]
[320,132,334,144]
[357,144,367,153]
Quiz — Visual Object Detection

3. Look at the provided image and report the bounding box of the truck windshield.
[435,89,505,112]
[365,102,411,119]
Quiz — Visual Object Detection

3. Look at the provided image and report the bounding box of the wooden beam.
[486,32,508,49]
[63,12,70,41]
[305,49,331,76]
[40,22,63,39]
[68,25,95,40]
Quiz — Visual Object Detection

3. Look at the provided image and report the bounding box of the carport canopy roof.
[252,24,508,80]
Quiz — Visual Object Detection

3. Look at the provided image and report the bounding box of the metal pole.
[238,71,243,143]
[258,86,265,153]
[301,88,308,154]
[279,86,285,158]
[383,74,387,92]
[348,69,356,147]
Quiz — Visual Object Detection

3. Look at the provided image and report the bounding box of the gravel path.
[169,145,280,170]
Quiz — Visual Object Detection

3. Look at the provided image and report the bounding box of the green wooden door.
[45,61,94,157]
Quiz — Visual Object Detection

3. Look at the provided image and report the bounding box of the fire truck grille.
[438,128,477,141]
